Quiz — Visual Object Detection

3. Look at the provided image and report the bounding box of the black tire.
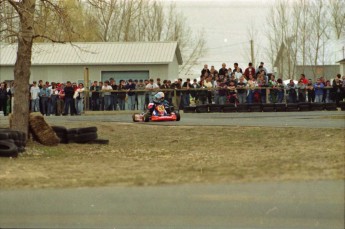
[0,132,10,140]
[87,139,109,145]
[144,113,150,122]
[67,128,78,135]
[76,127,97,134]
[59,138,69,144]
[67,133,77,141]
[223,104,237,113]
[73,132,98,143]
[0,130,19,140]
[196,105,208,113]
[275,103,286,112]
[51,126,67,133]
[237,104,249,112]
[183,106,196,113]
[324,103,337,111]
[176,112,181,121]
[56,132,67,138]
[0,140,18,158]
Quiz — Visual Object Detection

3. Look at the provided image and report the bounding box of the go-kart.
[132,103,181,122]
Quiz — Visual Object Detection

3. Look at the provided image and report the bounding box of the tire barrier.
[324,103,337,111]
[0,140,18,158]
[51,126,108,145]
[184,102,341,113]
[0,129,27,157]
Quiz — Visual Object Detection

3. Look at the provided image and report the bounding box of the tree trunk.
[11,0,36,139]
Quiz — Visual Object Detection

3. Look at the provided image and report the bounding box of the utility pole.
[250,40,255,66]
[84,67,89,112]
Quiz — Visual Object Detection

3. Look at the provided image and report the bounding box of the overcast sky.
[161,0,274,76]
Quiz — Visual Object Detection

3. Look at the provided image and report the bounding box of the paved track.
[42,110,345,128]
[0,180,344,229]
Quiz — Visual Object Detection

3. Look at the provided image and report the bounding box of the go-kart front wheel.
[132,114,139,122]
[176,112,181,121]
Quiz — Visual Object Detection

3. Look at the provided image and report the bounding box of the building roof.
[337,58,345,63]
[0,42,183,66]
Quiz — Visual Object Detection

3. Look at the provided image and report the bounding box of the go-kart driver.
[147,92,171,115]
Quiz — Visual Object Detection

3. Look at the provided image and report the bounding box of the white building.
[0,42,183,84]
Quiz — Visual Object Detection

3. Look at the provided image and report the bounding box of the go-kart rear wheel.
[144,113,150,122]
[176,112,181,121]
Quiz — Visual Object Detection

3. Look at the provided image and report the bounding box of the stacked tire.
[51,126,109,145]
[51,126,68,144]
[0,129,26,157]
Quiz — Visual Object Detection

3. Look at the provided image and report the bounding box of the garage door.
[101,71,149,83]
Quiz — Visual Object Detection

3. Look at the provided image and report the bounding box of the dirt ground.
[0,122,344,189]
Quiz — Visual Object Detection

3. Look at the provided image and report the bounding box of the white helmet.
[153,92,165,103]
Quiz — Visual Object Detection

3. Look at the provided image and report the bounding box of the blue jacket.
[313,83,324,96]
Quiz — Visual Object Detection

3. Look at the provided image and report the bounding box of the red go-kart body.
[132,104,181,122]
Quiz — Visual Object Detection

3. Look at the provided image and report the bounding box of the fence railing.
[80,86,336,111]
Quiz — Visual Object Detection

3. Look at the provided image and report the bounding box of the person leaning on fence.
[268,74,277,103]
[182,78,192,108]
[136,79,146,111]
[74,83,85,115]
[203,76,213,104]
[125,79,136,110]
[217,78,227,105]
[246,75,257,104]
[213,76,220,105]
[237,77,247,104]
[323,80,333,103]
[190,79,199,104]
[332,75,342,106]
[102,80,113,111]
[117,80,127,110]
[258,75,268,104]
[56,83,65,115]
[286,80,297,103]
[276,78,285,103]
[110,78,118,111]
[297,79,306,102]
[313,78,324,103]
[198,80,208,105]
[306,79,315,103]
[227,80,238,104]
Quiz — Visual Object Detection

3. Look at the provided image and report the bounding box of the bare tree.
[329,0,345,39]
[266,0,341,79]
[0,0,74,137]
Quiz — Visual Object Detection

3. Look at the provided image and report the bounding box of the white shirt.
[102,85,112,96]
[30,86,40,100]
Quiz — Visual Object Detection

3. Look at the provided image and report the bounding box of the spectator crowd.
[0,62,344,116]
